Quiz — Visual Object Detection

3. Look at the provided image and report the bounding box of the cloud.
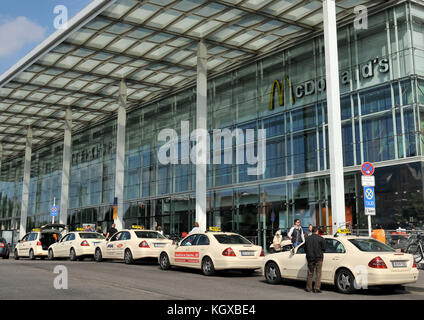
[0,16,46,58]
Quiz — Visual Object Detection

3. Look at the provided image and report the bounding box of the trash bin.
[371,229,386,244]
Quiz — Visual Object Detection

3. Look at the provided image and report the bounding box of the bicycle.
[406,233,424,265]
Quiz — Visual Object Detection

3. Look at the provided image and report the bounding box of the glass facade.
[1,2,424,246]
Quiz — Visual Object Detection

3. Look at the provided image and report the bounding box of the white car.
[158,231,264,276]
[264,235,419,293]
[94,229,172,264]
[14,224,66,260]
[48,231,106,261]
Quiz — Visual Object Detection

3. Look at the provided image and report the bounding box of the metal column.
[114,80,127,230]
[59,107,72,225]
[196,41,207,232]
[323,0,346,232]
[20,127,32,237]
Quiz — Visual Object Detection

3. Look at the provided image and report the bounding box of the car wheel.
[48,249,55,261]
[265,261,282,284]
[124,249,134,265]
[2,252,9,259]
[14,250,19,260]
[201,256,215,276]
[335,268,356,294]
[29,249,35,260]
[69,248,77,261]
[159,253,171,270]
[94,248,103,262]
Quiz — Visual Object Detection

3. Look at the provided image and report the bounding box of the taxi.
[93,226,172,264]
[14,224,66,260]
[48,228,106,261]
[158,227,264,276]
[263,229,419,294]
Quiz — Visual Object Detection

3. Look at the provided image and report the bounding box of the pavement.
[0,259,423,300]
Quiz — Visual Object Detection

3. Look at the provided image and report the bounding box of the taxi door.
[285,244,308,280]
[62,233,76,256]
[114,231,131,259]
[193,234,210,268]
[17,234,30,256]
[105,232,121,258]
[55,234,70,257]
[321,239,347,282]
[174,234,199,267]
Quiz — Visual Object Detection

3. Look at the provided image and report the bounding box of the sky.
[0,0,92,75]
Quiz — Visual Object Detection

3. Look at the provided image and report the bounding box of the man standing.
[304,226,326,293]
[106,223,118,240]
[288,219,305,248]
[189,222,202,234]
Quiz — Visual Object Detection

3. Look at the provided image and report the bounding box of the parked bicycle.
[406,233,424,265]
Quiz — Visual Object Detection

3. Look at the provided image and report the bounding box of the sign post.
[361,162,375,237]
[51,197,58,224]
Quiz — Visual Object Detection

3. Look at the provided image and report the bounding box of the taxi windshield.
[213,234,251,245]
[349,239,395,252]
[135,231,166,239]
[79,233,105,239]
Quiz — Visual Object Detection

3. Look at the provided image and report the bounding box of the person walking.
[157,226,164,236]
[189,222,202,234]
[305,224,313,237]
[288,219,305,248]
[304,226,326,293]
[106,223,118,240]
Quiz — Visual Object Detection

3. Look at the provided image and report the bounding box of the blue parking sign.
[364,187,375,208]
[51,205,58,217]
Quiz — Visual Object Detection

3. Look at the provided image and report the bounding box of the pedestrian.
[288,219,305,248]
[189,222,202,234]
[305,224,313,237]
[272,229,283,252]
[157,226,164,235]
[304,226,326,293]
[96,226,103,235]
[105,223,118,240]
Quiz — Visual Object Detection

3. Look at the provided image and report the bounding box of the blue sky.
[0,0,92,74]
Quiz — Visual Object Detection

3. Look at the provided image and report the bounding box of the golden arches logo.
[269,76,295,110]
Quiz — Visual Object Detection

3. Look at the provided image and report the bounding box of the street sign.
[361,175,375,187]
[50,205,58,217]
[364,187,376,216]
[361,162,375,176]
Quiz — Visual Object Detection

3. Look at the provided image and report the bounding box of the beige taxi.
[158,228,264,276]
[93,227,172,264]
[264,233,419,294]
[14,224,66,260]
[48,230,106,261]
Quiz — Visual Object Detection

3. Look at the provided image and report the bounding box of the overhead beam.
[0,109,92,123]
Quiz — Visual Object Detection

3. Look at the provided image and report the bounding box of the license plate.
[241,251,255,256]
[392,261,407,268]
[154,243,166,248]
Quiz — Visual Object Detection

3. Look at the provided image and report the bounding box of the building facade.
[1,1,424,247]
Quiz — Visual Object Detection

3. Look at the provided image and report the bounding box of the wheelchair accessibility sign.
[364,187,376,216]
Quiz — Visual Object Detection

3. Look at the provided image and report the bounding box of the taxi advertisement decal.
[175,252,199,263]
[117,244,123,248]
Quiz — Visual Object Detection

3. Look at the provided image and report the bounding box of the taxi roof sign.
[336,228,352,235]
[76,227,85,231]
[208,226,221,232]
[131,225,144,230]
[32,228,40,232]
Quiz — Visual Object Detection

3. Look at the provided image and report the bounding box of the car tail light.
[139,241,149,248]
[222,247,236,256]
[413,262,417,268]
[260,248,265,257]
[80,240,90,247]
[0,243,4,248]
[368,256,387,269]
[36,241,42,246]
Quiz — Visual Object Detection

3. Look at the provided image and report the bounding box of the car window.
[325,239,346,253]
[195,235,210,246]
[134,231,166,239]
[296,245,306,254]
[110,232,121,242]
[213,234,251,244]
[61,234,70,242]
[21,234,29,242]
[68,233,76,241]
[181,235,198,246]
[28,233,38,241]
[349,239,395,252]
[120,231,131,240]
[79,233,105,239]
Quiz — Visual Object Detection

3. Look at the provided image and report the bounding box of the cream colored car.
[158,232,264,276]
[94,229,172,264]
[14,224,66,260]
[48,232,106,261]
[264,235,419,294]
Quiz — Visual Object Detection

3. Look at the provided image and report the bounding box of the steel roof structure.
[0,0,392,160]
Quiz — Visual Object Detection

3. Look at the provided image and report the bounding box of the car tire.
[48,249,55,261]
[29,249,35,260]
[14,250,19,260]
[124,249,134,265]
[201,256,216,276]
[159,252,171,270]
[2,252,9,259]
[335,268,356,294]
[265,261,282,284]
[94,248,103,262]
[69,248,77,261]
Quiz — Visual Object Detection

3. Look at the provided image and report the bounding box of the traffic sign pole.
[361,162,376,237]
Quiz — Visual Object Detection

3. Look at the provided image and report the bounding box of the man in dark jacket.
[304,226,326,293]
